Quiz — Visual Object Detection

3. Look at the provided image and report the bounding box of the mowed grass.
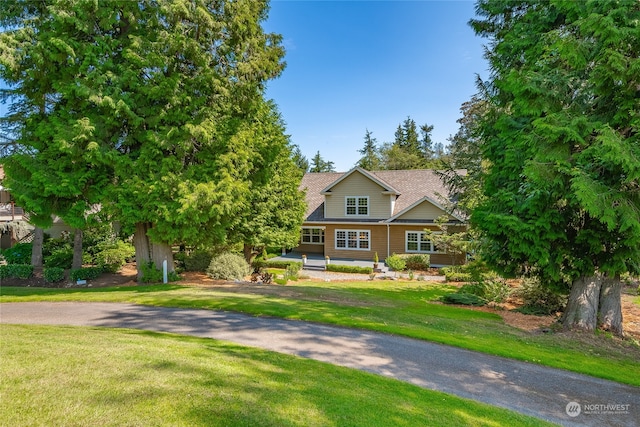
[0,324,554,427]
[2,280,639,386]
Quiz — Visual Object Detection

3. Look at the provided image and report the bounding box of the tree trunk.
[243,243,258,265]
[561,275,601,332]
[30,227,44,268]
[133,222,152,282]
[151,240,174,274]
[72,228,83,270]
[598,274,624,337]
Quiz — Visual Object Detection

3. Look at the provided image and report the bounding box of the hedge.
[325,264,373,274]
[70,267,103,282]
[444,271,474,282]
[43,267,65,283]
[0,264,34,279]
[253,259,302,270]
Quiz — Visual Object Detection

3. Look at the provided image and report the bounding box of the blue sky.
[264,0,489,171]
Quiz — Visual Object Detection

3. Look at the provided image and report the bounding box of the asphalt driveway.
[1,302,638,427]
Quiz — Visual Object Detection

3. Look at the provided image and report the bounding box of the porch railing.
[0,202,26,221]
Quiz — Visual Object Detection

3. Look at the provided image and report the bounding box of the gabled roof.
[300,168,466,222]
[320,167,400,195]
[387,195,465,222]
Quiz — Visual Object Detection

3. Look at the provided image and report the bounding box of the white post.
[162,259,168,284]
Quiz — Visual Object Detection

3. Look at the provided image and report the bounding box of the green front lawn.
[2,280,639,386]
[1,325,554,427]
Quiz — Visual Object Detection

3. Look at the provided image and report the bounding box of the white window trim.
[345,196,369,217]
[335,229,371,251]
[301,227,325,245]
[405,231,444,254]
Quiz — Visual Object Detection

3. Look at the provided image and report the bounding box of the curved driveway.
[1,302,638,427]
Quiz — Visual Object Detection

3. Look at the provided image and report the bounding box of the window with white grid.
[336,229,370,250]
[345,196,369,216]
[301,228,325,244]
[406,231,441,253]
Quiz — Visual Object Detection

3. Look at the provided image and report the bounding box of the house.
[295,167,466,266]
[0,165,34,249]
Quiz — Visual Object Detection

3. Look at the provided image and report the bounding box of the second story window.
[346,196,369,216]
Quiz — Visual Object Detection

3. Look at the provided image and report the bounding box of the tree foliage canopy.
[470,0,640,285]
[1,0,297,274]
[309,151,336,173]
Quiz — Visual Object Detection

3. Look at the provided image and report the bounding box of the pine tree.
[356,129,381,170]
[291,145,309,173]
[309,151,336,172]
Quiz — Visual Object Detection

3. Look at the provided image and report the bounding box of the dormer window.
[346,196,369,216]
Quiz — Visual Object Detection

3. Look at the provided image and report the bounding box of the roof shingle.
[300,168,464,222]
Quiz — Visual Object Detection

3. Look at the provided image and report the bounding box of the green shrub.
[444,271,473,282]
[482,279,511,303]
[139,262,163,283]
[42,236,68,255]
[184,250,213,272]
[385,254,406,272]
[274,277,288,285]
[70,267,103,282]
[0,264,34,279]
[43,267,65,283]
[1,243,32,264]
[458,282,485,296]
[138,262,180,283]
[398,254,430,270]
[512,277,567,315]
[441,293,486,306]
[207,253,251,281]
[459,279,511,303]
[253,259,302,270]
[442,261,499,283]
[284,264,301,281]
[325,264,373,274]
[94,241,135,273]
[44,248,74,269]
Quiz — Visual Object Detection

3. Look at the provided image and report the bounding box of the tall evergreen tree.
[1,1,112,268]
[471,0,640,335]
[419,123,435,162]
[439,95,488,216]
[1,0,288,280]
[400,117,421,157]
[356,129,381,170]
[225,100,306,263]
[309,151,335,173]
[380,117,443,169]
[291,145,309,173]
